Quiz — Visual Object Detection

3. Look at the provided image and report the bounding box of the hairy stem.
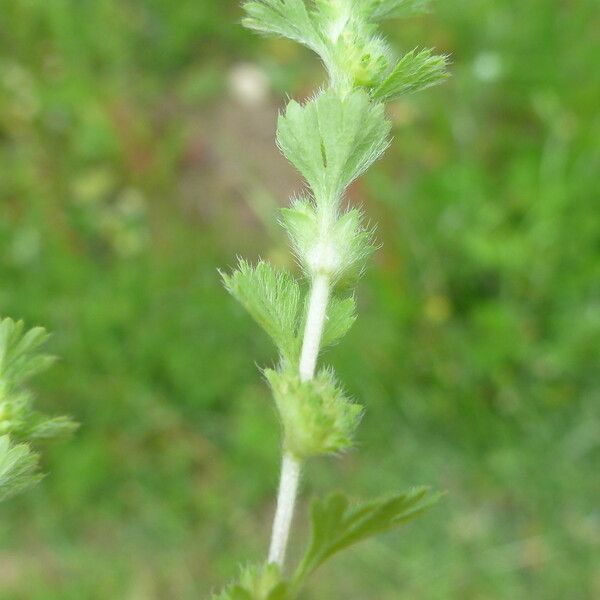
[268,452,301,566]
[268,273,331,567]
[299,273,330,382]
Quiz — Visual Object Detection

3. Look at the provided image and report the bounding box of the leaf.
[362,0,431,21]
[242,0,328,57]
[0,317,77,445]
[372,48,449,101]
[0,318,53,388]
[221,260,304,365]
[27,415,79,441]
[213,588,252,600]
[326,208,376,284]
[279,199,320,274]
[277,89,391,203]
[293,487,442,585]
[321,295,357,349]
[0,435,42,502]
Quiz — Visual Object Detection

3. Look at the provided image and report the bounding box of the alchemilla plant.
[218,0,448,596]
[0,317,76,502]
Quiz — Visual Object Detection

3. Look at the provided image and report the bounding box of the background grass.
[1,0,599,598]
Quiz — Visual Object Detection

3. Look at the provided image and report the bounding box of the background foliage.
[0,0,598,598]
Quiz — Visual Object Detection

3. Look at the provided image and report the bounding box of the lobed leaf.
[326,208,376,284]
[0,318,53,390]
[0,317,77,452]
[221,260,304,365]
[372,48,449,101]
[0,435,42,502]
[242,0,327,57]
[280,199,319,272]
[321,294,357,349]
[277,89,391,204]
[27,415,79,441]
[294,487,442,584]
[362,0,431,21]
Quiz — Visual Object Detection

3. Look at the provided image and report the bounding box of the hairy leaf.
[362,0,431,21]
[280,199,319,271]
[294,487,442,584]
[28,415,79,441]
[242,0,327,57]
[372,48,449,101]
[321,295,357,349]
[0,318,53,390]
[277,89,391,203]
[326,208,376,283]
[0,435,42,502]
[221,260,304,365]
[0,317,77,450]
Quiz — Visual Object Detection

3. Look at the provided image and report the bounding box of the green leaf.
[0,317,77,449]
[242,0,327,57]
[372,48,449,101]
[280,199,319,272]
[277,89,391,203]
[0,318,53,390]
[321,295,357,349]
[294,487,442,585]
[362,0,431,21]
[0,435,42,502]
[265,367,362,458]
[28,415,79,441]
[326,208,376,283]
[221,260,304,365]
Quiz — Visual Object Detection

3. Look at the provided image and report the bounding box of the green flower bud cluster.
[313,0,393,91]
[265,368,362,459]
[244,0,448,99]
[342,32,392,89]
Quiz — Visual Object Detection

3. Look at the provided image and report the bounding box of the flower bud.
[265,368,362,459]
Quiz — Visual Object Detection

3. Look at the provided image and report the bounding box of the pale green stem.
[267,273,331,567]
[267,452,301,566]
[299,274,330,383]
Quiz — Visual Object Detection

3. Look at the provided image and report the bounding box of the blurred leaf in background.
[0,0,599,598]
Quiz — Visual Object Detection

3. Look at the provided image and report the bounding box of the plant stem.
[299,273,330,382]
[268,452,301,566]
[268,273,331,567]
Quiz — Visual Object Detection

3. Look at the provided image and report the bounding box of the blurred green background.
[1,0,599,598]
